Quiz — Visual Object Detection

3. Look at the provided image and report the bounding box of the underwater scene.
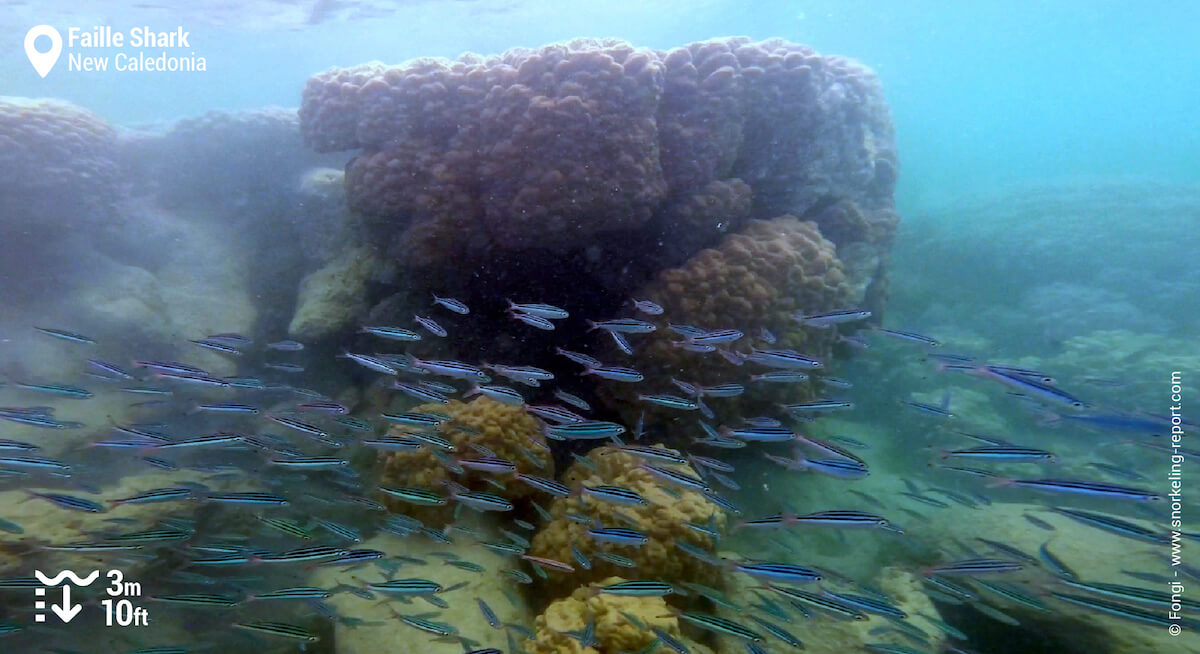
[0,1,1197,652]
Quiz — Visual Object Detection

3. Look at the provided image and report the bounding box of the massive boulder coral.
[304,40,669,258]
[0,96,118,217]
[527,445,725,601]
[298,36,901,415]
[605,215,851,425]
[377,397,553,525]
[731,40,897,215]
[652,178,754,265]
[298,37,897,272]
[123,106,322,209]
[524,577,713,654]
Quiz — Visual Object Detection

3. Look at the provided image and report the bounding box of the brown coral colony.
[300,35,901,643]
[298,37,898,284]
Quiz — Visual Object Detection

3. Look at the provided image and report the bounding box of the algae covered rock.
[288,246,389,341]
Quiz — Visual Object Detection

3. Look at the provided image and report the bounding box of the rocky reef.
[296,36,899,438]
[0,34,934,654]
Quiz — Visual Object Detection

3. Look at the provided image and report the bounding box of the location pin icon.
[24,25,62,78]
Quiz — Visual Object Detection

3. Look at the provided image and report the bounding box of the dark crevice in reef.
[936,601,1114,654]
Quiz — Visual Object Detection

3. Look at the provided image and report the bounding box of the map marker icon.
[25,25,62,78]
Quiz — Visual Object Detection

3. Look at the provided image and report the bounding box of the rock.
[310,526,533,653]
[715,565,945,653]
[289,246,388,341]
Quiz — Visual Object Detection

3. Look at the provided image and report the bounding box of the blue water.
[6,1,1199,201]
[1,2,1198,652]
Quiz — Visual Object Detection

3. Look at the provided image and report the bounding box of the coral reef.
[378,397,553,525]
[122,106,319,208]
[313,533,535,653]
[524,577,713,654]
[902,501,1185,654]
[730,41,897,217]
[115,107,361,333]
[298,37,897,274]
[0,96,119,216]
[295,37,901,410]
[527,445,725,601]
[295,166,364,265]
[893,178,1200,348]
[606,215,851,426]
[715,566,945,654]
[652,178,753,264]
[305,40,669,261]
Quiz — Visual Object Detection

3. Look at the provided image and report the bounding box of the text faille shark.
[25,24,207,75]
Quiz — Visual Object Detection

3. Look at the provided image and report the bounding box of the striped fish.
[943,446,1054,461]
[734,561,822,584]
[379,486,447,506]
[149,594,237,607]
[586,318,654,334]
[248,587,332,601]
[367,578,442,595]
[998,478,1161,502]
[677,612,762,642]
[582,485,647,506]
[925,558,1024,576]
[583,365,644,382]
[587,525,648,547]
[745,348,824,369]
[509,301,569,320]
[26,491,103,512]
[1050,507,1166,543]
[618,445,687,465]
[638,394,698,410]
[597,580,674,597]
[544,421,626,440]
[256,546,346,564]
[639,464,710,492]
[35,326,95,344]
[514,473,570,497]
[233,621,318,641]
[205,492,288,506]
[1050,592,1195,628]
[766,585,867,620]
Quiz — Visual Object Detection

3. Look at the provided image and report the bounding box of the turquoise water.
[0,2,1197,653]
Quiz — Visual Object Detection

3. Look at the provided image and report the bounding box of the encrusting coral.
[524,576,713,654]
[527,445,725,601]
[377,397,553,525]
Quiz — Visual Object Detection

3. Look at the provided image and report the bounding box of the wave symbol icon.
[34,570,99,586]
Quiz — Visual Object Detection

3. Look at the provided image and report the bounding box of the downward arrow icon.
[51,585,82,623]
